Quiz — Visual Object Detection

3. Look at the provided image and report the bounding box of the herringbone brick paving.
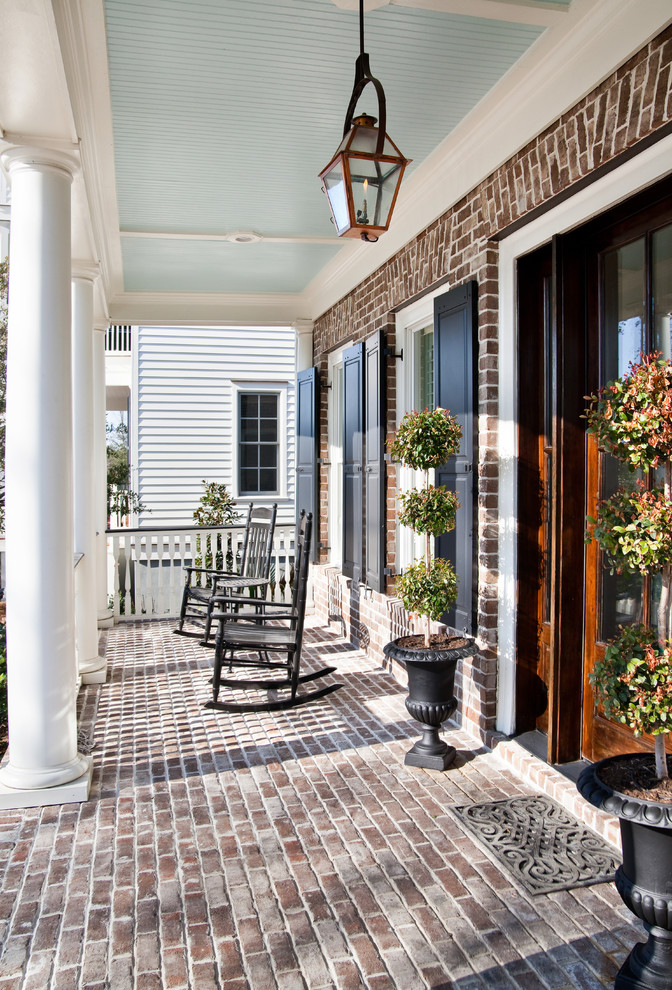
[0,618,643,989]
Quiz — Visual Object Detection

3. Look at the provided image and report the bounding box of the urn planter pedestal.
[383,637,478,770]
[578,756,672,990]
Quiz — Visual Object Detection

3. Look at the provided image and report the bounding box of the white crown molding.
[304,0,672,320]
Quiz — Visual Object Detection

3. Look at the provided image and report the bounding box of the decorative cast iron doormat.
[451,794,620,895]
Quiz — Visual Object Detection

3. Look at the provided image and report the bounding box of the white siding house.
[130,325,296,527]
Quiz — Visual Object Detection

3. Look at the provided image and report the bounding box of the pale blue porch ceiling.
[104,0,553,296]
[121,238,344,293]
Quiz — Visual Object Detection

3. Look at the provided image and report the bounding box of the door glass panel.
[653,224,672,360]
[602,238,646,380]
[599,459,644,641]
[598,238,646,641]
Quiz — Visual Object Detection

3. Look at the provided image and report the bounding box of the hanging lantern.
[319,5,411,243]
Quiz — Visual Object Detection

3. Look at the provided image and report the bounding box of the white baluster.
[112,533,121,620]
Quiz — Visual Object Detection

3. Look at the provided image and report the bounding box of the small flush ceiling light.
[319,0,411,243]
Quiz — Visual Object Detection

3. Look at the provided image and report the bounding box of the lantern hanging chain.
[359,0,365,57]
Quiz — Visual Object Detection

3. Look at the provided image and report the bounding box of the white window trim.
[497,132,672,738]
[327,347,347,567]
[394,286,452,573]
[231,380,289,501]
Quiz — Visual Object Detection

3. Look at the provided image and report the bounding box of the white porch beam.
[0,146,91,807]
[72,268,108,681]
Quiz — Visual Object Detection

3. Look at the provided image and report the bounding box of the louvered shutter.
[342,343,364,581]
[365,331,386,591]
[296,367,319,562]
[434,281,477,635]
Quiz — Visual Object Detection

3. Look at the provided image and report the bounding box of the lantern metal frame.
[319,0,411,242]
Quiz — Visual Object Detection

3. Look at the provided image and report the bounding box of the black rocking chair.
[204,511,342,713]
[176,502,277,643]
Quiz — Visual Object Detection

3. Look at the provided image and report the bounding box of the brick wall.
[311,26,672,741]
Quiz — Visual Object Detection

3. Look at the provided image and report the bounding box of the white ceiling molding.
[305,0,672,321]
[330,1,392,10]
[331,0,567,26]
[121,230,341,246]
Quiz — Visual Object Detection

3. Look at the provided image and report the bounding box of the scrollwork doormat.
[451,794,620,895]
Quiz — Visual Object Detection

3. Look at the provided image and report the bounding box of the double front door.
[516,179,672,764]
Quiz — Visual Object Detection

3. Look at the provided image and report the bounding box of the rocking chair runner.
[176,502,277,643]
[204,511,342,713]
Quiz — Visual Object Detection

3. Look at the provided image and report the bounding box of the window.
[397,321,435,571]
[238,392,279,494]
[395,282,477,634]
[328,358,343,565]
[413,325,434,412]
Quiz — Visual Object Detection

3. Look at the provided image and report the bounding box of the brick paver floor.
[0,618,644,989]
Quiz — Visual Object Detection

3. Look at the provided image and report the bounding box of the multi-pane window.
[239,393,279,494]
[413,325,434,411]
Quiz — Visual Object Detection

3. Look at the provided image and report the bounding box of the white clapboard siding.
[132,325,296,526]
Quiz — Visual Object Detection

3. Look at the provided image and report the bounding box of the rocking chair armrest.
[184,566,237,579]
[209,592,280,608]
[211,609,296,623]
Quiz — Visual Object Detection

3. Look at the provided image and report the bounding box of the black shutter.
[342,342,364,581]
[296,367,319,562]
[434,281,477,635]
[365,331,386,591]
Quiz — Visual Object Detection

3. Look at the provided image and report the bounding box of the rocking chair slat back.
[176,502,277,640]
[205,510,343,712]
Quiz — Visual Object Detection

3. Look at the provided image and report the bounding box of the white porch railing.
[107,523,296,621]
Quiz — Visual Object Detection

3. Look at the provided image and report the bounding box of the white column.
[93,323,113,627]
[0,147,91,805]
[72,271,107,682]
[293,320,314,372]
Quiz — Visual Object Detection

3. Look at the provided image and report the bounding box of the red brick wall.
[311,26,672,740]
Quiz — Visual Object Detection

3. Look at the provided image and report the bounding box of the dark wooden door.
[582,196,672,762]
[516,233,587,764]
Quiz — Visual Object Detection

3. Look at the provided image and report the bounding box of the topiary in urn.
[577,354,672,990]
[383,407,477,770]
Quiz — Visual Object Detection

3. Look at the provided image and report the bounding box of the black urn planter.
[383,637,478,770]
[578,756,672,990]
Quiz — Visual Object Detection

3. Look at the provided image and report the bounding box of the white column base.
[0,749,91,791]
[0,756,92,810]
[97,608,114,629]
[80,655,107,684]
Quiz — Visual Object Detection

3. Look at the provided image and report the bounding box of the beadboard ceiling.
[5,0,671,325]
[103,0,552,297]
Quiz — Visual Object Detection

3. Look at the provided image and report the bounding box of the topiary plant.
[585,353,672,780]
[193,480,240,572]
[389,407,461,648]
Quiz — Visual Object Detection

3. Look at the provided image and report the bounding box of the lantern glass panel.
[347,157,403,229]
[322,161,350,234]
[348,124,400,160]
